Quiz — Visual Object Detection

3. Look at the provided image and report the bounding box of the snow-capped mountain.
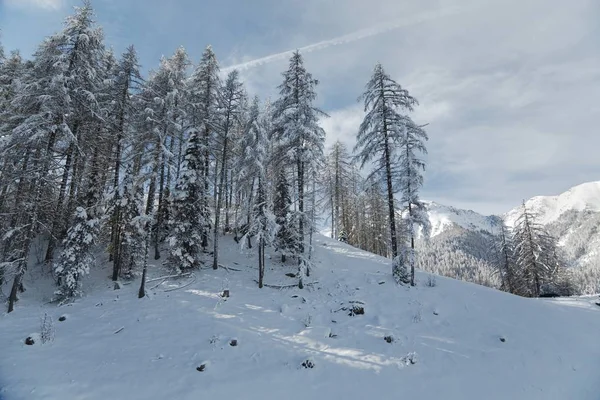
[422,200,500,237]
[504,181,600,227]
[418,181,600,294]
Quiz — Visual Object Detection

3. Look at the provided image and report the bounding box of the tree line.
[0,2,430,313]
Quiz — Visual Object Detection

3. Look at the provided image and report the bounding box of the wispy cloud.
[222,6,460,73]
[5,0,65,10]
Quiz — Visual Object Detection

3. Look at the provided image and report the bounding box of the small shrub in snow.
[302,314,313,327]
[392,254,410,285]
[401,352,418,365]
[425,275,437,287]
[40,313,55,344]
[412,309,422,323]
[301,359,315,369]
[348,305,364,316]
[384,335,394,344]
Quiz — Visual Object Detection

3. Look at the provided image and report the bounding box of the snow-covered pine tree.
[0,50,25,256]
[105,45,142,281]
[188,45,221,249]
[272,51,327,289]
[43,1,107,263]
[512,201,565,297]
[322,141,353,240]
[0,24,87,310]
[55,122,106,299]
[53,206,100,299]
[397,118,430,286]
[273,170,294,262]
[106,164,148,280]
[354,63,424,285]
[212,70,245,270]
[167,128,207,272]
[494,222,522,295]
[152,47,189,261]
[238,97,278,287]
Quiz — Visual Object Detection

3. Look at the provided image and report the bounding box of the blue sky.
[1,0,599,215]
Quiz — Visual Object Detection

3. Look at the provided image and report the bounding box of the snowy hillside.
[504,181,600,227]
[422,201,499,237]
[2,234,600,400]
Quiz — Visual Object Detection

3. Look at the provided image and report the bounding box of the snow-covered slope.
[423,201,499,237]
[504,181,600,227]
[2,235,600,400]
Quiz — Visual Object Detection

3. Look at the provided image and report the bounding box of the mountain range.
[418,181,600,294]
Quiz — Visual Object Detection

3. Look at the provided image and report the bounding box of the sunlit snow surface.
[1,234,599,399]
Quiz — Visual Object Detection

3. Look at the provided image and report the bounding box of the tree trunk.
[45,139,74,263]
[213,123,230,270]
[258,238,265,288]
[138,231,150,299]
[297,158,305,289]
[154,150,166,260]
[383,137,397,259]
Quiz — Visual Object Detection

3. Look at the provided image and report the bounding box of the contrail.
[222,7,460,73]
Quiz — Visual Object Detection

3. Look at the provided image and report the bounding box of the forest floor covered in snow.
[1,234,600,400]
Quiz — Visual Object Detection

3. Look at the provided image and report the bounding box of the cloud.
[4,0,65,10]
[222,6,460,73]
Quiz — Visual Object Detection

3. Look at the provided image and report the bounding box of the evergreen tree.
[188,45,221,249]
[167,129,207,272]
[212,70,245,270]
[494,222,522,295]
[105,45,142,281]
[273,170,293,262]
[54,206,100,299]
[355,63,425,284]
[513,201,565,297]
[272,51,326,288]
[323,141,353,240]
[396,119,430,286]
[42,1,106,263]
[140,47,190,260]
[238,97,278,287]
[109,164,147,280]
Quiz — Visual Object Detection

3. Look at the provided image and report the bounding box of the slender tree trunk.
[45,136,74,263]
[297,158,305,289]
[154,151,166,260]
[383,137,397,259]
[138,230,150,298]
[111,97,126,279]
[257,177,265,288]
[213,129,229,269]
[258,238,265,288]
